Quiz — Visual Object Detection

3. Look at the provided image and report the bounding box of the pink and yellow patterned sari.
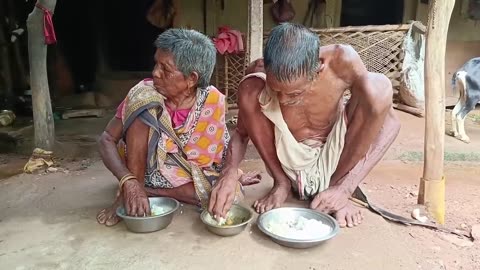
[116,79,238,208]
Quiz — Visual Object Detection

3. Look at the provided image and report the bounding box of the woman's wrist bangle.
[119,174,137,191]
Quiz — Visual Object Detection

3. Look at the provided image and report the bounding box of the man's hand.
[123,180,151,217]
[310,185,350,214]
[208,170,239,219]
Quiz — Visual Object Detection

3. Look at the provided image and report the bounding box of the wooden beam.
[418,0,455,225]
[312,24,413,33]
[247,0,263,62]
[26,0,57,150]
[412,21,427,34]
[333,0,342,27]
[204,0,217,36]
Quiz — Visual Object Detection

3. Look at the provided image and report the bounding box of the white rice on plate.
[266,216,332,240]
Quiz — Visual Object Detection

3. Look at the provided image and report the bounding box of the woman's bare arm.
[98,117,131,180]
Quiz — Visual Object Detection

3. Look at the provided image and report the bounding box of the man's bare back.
[209,23,400,228]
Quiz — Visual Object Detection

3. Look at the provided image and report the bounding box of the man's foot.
[253,183,290,214]
[238,170,262,186]
[97,194,123,227]
[334,201,363,228]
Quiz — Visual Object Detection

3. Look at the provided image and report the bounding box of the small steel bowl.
[257,207,339,249]
[116,197,179,233]
[200,204,253,237]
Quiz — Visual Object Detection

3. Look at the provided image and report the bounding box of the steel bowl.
[200,204,253,237]
[116,197,179,233]
[257,207,339,249]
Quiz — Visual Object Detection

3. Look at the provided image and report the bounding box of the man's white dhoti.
[240,72,347,200]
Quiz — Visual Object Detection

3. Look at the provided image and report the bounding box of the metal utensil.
[200,204,253,237]
[116,197,179,233]
[257,207,339,249]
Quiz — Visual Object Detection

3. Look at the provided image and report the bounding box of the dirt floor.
[1,109,480,270]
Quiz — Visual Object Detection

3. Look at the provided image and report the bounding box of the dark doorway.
[54,0,165,84]
[102,0,162,72]
[340,0,404,26]
[54,0,98,92]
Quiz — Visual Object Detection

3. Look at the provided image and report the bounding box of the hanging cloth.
[146,0,178,29]
[303,0,329,28]
[35,2,57,45]
[468,0,480,21]
[271,0,295,24]
[212,26,244,55]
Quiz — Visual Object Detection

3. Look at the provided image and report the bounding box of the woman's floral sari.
[117,79,237,208]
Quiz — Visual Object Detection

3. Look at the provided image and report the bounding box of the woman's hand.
[208,169,240,220]
[123,180,151,217]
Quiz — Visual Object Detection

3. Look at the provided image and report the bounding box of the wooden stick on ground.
[393,103,425,117]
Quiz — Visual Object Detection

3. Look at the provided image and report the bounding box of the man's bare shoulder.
[245,58,265,74]
[238,58,266,95]
[322,45,391,97]
[239,77,265,94]
[322,44,368,85]
[320,44,360,62]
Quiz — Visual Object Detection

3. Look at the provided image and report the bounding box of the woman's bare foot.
[96,194,123,227]
[238,170,262,186]
[334,201,363,228]
[253,183,290,214]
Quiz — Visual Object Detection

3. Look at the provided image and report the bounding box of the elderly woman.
[96,29,259,226]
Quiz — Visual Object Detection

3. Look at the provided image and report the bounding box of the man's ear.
[187,72,199,88]
[318,58,325,73]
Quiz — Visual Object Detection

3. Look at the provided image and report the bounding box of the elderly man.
[208,23,400,228]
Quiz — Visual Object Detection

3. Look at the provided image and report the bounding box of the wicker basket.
[211,52,249,107]
[212,23,426,108]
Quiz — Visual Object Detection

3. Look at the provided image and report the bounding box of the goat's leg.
[456,114,470,143]
[448,101,461,137]
[455,98,477,144]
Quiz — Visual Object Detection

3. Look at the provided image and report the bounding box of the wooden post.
[418,0,455,225]
[204,0,217,36]
[26,0,57,150]
[247,0,263,62]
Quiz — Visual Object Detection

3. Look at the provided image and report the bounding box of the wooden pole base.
[420,0,455,224]
[418,177,446,225]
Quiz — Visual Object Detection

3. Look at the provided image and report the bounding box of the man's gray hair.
[155,29,216,88]
[264,23,320,82]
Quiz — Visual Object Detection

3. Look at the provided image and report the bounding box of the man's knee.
[385,109,401,138]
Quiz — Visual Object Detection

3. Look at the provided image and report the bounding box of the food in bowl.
[151,205,168,216]
[116,197,179,233]
[265,216,332,240]
[200,204,253,237]
[214,212,247,226]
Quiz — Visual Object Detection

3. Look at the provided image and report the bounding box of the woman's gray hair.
[155,29,216,88]
[264,23,320,82]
